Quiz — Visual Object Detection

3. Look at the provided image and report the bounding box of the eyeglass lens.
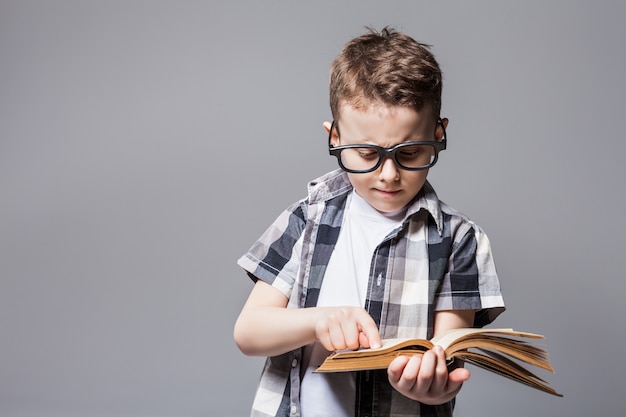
[339,143,437,171]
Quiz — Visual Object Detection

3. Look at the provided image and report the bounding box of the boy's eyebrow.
[340,131,430,145]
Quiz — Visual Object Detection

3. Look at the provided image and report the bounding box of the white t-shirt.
[299,190,405,417]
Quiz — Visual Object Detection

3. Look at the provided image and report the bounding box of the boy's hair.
[329,26,443,122]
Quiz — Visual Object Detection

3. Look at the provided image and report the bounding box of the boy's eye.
[356,148,379,159]
[399,145,423,157]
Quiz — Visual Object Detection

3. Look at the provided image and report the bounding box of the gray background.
[1,1,625,416]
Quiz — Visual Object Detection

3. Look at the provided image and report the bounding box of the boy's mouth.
[375,188,400,196]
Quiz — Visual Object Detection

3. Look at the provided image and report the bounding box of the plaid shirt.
[238,169,505,417]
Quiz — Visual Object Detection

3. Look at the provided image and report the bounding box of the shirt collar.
[406,180,444,236]
[307,169,444,236]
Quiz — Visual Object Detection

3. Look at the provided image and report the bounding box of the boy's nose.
[378,157,400,182]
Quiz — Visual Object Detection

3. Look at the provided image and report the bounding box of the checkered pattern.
[237,169,505,417]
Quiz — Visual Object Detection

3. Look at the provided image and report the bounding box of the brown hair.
[329,27,443,122]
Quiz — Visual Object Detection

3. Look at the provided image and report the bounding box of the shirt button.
[290,405,297,415]
[291,359,298,367]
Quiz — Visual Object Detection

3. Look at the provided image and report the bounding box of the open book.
[315,328,562,397]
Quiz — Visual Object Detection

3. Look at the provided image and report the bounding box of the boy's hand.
[387,346,470,405]
[315,306,381,351]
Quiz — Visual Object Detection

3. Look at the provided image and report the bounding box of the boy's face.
[326,104,447,214]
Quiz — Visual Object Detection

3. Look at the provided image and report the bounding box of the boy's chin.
[367,199,412,215]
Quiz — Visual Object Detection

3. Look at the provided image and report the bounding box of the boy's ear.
[436,117,449,141]
[324,121,340,146]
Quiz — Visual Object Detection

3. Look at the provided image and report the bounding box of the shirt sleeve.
[237,200,307,298]
[434,222,505,327]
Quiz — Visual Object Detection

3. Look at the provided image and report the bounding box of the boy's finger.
[396,355,423,393]
[358,331,370,348]
[447,368,470,386]
[387,355,411,383]
[317,332,334,351]
[431,346,450,392]
[340,321,362,350]
[359,320,381,348]
[329,324,347,350]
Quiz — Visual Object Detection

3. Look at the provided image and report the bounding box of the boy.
[234,27,505,417]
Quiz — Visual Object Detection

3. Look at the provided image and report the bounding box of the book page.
[430,328,516,349]
[329,337,432,359]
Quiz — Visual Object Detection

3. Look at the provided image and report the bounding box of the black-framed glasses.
[328,118,447,173]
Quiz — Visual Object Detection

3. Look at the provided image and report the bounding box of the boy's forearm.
[234,280,382,356]
[234,306,326,357]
